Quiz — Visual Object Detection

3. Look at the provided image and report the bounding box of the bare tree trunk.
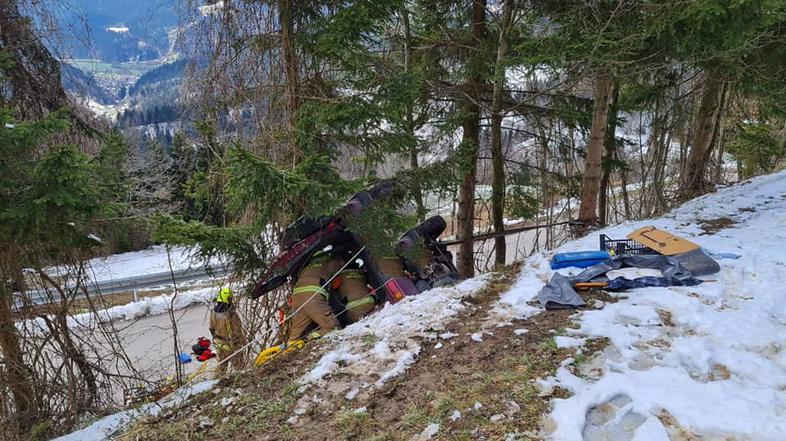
[165,247,184,384]
[490,0,514,267]
[598,87,619,225]
[456,0,486,277]
[708,82,728,183]
[577,75,614,226]
[680,70,724,198]
[0,275,37,432]
[279,0,300,161]
[402,6,426,221]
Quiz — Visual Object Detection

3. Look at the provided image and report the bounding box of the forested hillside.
[2,0,786,440]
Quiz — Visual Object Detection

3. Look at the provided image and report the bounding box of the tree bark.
[598,87,619,226]
[577,75,614,226]
[278,0,300,160]
[402,6,426,221]
[0,275,37,432]
[490,0,514,267]
[456,0,487,278]
[679,70,724,198]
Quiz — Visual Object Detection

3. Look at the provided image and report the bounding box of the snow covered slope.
[292,276,490,418]
[47,245,224,282]
[501,170,786,440]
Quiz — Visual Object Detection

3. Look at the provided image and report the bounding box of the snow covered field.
[498,170,786,439]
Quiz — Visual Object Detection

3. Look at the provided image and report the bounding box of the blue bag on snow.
[550,251,612,269]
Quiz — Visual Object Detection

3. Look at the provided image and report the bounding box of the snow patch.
[554,336,586,349]
[522,170,786,440]
[54,380,217,441]
[298,276,490,402]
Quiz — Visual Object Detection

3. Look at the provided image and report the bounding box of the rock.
[451,410,462,421]
[197,416,214,429]
[490,414,505,423]
[583,424,631,441]
[345,387,359,400]
[506,400,521,415]
[411,423,440,440]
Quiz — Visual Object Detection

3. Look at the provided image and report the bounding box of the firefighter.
[285,252,345,342]
[209,287,247,373]
[337,261,375,323]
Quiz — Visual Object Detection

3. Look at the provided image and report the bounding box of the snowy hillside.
[505,169,786,439]
[292,169,786,439]
[66,170,786,441]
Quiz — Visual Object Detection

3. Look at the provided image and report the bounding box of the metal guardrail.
[439,221,573,246]
[18,263,234,307]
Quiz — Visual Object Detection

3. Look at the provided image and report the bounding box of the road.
[114,304,216,379]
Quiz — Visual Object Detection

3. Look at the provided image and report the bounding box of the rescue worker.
[209,287,247,373]
[285,252,345,342]
[336,259,375,323]
[378,256,409,279]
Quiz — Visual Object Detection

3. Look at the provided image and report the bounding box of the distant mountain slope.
[61,63,116,104]
[117,59,185,128]
[60,0,178,62]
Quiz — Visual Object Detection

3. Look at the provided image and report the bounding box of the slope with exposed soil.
[68,169,786,441]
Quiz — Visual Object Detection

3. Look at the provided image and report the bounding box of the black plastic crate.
[599,234,657,256]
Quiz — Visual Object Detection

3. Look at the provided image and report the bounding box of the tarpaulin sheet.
[538,249,719,309]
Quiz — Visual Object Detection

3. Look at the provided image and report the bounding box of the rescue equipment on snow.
[627,226,700,256]
[539,248,718,309]
[550,251,612,269]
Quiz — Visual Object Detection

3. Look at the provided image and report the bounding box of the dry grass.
[115,264,613,440]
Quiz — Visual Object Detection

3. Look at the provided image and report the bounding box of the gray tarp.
[538,248,720,309]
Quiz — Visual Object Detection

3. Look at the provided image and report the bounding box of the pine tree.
[0,108,102,435]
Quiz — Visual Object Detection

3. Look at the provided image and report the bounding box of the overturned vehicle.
[251,182,460,345]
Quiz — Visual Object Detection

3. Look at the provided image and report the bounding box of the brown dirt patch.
[698,217,736,235]
[116,266,616,441]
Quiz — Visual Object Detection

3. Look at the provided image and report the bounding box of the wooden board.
[627,226,700,255]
